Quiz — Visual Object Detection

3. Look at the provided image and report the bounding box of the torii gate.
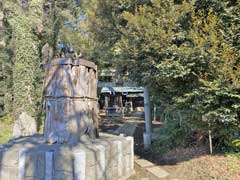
[98,81,152,149]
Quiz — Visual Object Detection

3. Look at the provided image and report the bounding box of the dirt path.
[99,116,170,180]
[99,116,240,180]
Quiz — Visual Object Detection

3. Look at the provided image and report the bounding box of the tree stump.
[43,58,99,144]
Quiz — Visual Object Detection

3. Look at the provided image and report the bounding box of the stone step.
[135,159,170,180]
[146,166,169,179]
[135,159,155,168]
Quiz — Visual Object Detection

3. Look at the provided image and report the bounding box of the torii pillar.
[143,87,152,150]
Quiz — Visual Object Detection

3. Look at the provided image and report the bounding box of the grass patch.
[0,115,13,145]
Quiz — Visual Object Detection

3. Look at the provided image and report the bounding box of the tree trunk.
[3,0,44,137]
[12,21,39,137]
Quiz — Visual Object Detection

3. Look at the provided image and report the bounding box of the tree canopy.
[0,0,239,151]
[85,0,240,151]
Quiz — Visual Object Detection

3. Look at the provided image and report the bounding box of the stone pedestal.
[0,58,135,180]
[0,133,134,180]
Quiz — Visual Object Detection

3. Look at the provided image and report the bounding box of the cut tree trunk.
[44,58,99,144]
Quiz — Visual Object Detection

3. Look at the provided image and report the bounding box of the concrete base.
[143,133,151,150]
[0,133,134,180]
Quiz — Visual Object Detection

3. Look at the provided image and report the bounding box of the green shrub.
[152,108,205,154]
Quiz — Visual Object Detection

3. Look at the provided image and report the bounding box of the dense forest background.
[0,0,240,153]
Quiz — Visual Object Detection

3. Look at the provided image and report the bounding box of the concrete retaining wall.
[0,134,134,180]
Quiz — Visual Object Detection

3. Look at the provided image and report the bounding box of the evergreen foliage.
[85,0,240,152]
[0,2,13,117]
[2,0,44,132]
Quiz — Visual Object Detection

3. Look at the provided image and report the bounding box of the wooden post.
[209,122,213,155]
[129,98,133,112]
[119,95,123,109]
[104,96,109,110]
[153,104,156,121]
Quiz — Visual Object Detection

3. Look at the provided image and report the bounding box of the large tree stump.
[44,58,99,144]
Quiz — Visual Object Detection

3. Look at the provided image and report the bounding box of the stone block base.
[0,133,134,180]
